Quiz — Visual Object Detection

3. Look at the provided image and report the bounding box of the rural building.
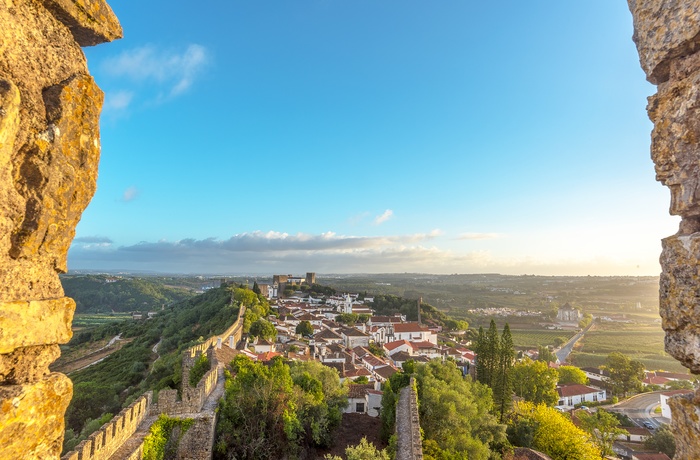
[556,303,582,322]
[660,389,694,420]
[556,384,606,407]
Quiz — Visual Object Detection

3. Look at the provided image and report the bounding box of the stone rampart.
[0,1,121,458]
[628,1,700,456]
[61,392,151,460]
[174,414,217,460]
[395,377,423,460]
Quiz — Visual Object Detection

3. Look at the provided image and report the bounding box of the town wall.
[395,378,423,460]
[174,414,218,460]
[627,0,700,456]
[61,392,151,460]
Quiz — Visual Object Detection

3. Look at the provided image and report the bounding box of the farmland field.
[510,329,575,349]
[71,313,131,329]
[570,327,688,373]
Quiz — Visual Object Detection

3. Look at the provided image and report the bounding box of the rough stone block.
[0,297,75,354]
[11,74,104,273]
[660,234,700,372]
[0,344,60,384]
[670,392,700,459]
[0,373,72,459]
[628,0,700,84]
[42,0,123,46]
[647,65,700,217]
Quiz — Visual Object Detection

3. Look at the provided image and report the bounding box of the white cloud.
[374,209,393,225]
[457,232,502,240]
[103,90,134,112]
[101,44,209,100]
[122,186,140,202]
[67,229,662,276]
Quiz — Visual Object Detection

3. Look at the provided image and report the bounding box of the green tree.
[215,356,301,459]
[511,359,559,406]
[188,353,210,387]
[577,409,626,458]
[252,281,261,295]
[558,366,589,385]
[249,318,277,340]
[416,360,506,460]
[324,437,390,460]
[537,345,556,364]
[509,401,601,460]
[335,313,359,325]
[644,423,676,458]
[493,323,514,422]
[295,320,314,337]
[603,352,645,397]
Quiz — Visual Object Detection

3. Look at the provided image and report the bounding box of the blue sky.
[68,1,678,275]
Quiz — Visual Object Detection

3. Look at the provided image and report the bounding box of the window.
[592,393,598,402]
[356,402,365,413]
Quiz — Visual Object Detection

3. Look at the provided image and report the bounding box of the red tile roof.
[557,384,601,397]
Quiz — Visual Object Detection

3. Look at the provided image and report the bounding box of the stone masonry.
[628,0,700,457]
[0,1,121,458]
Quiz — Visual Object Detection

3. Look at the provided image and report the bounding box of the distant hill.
[61,275,195,313]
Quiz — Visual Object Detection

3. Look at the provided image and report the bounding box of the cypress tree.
[485,319,500,387]
[474,326,487,384]
[494,323,515,422]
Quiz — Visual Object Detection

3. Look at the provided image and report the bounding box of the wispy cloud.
[374,209,393,225]
[103,90,134,113]
[457,232,502,240]
[67,230,659,276]
[74,236,113,244]
[101,44,209,103]
[122,186,140,202]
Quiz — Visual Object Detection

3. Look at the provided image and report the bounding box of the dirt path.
[53,336,131,374]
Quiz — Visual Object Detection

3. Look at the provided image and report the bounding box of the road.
[555,322,592,363]
[609,391,668,429]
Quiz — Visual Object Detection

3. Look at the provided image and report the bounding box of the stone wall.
[174,414,217,460]
[627,0,700,456]
[60,392,151,460]
[0,1,121,458]
[151,348,219,416]
[395,378,423,460]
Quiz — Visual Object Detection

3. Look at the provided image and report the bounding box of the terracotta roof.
[643,376,671,385]
[394,322,430,333]
[557,384,601,397]
[624,427,652,436]
[314,329,343,340]
[656,371,693,380]
[374,365,398,379]
[384,340,411,351]
[345,367,371,378]
[341,327,369,337]
[391,351,413,362]
[410,341,436,349]
[348,383,374,399]
[661,389,694,397]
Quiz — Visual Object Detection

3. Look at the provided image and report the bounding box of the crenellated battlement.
[61,392,151,460]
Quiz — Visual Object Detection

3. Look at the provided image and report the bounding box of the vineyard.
[510,329,575,349]
[570,328,687,373]
[72,313,132,329]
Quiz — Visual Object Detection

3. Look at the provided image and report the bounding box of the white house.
[391,322,437,345]
[345,383,376,415]
[556,303,582,322]
[556,384,606,407]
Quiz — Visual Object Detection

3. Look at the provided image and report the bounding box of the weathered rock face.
[0,1,120,458]
[629,0,700,457]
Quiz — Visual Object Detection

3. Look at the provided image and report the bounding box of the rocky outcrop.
[0,1,120,458]
[628,0,700,457]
